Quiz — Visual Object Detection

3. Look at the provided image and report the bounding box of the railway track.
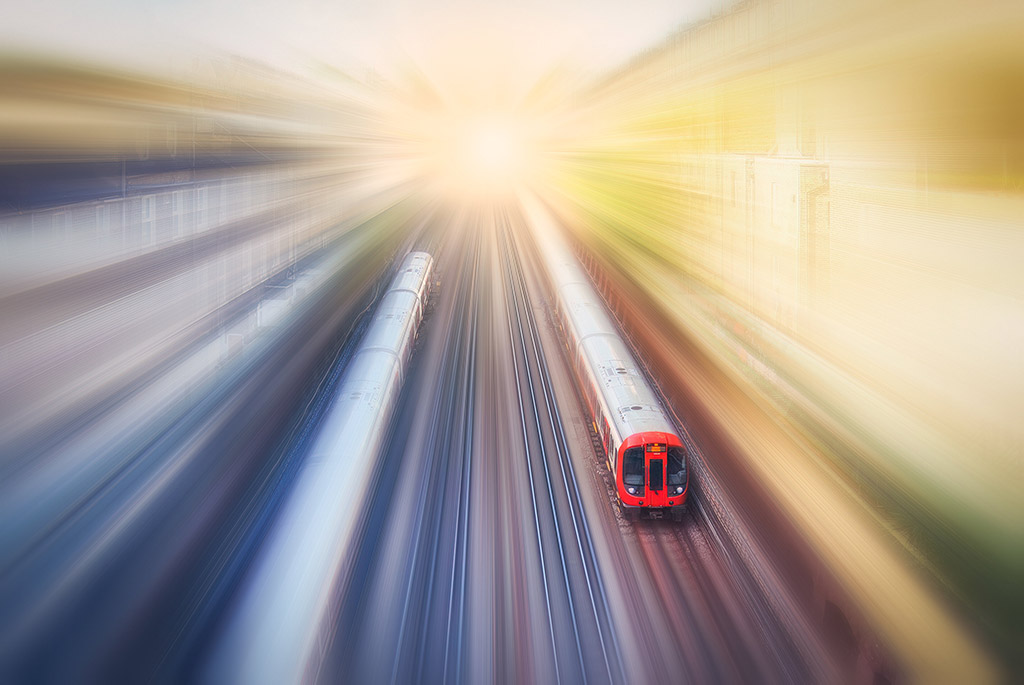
[1,202,868,683]
[498,208,623,685]
[620,296,840,683]
[508,198,843,684]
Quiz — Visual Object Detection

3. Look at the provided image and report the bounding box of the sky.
[0,0,729,86]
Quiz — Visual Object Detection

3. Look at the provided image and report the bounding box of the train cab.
[618,431,688,517]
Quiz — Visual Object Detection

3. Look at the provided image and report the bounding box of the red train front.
[617,432,688,515]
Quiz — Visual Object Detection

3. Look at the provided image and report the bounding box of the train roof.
[559,283,619,339]
[358,290,419,361]
[579,333,677,437]
[390,251,433,297]
[520,193,679,442]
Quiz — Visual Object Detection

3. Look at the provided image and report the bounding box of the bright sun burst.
[427,114,536,199]
[463,121,517,174]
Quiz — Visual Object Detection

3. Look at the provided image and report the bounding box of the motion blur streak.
[536,0,1022,678]
[205,252,432,684]
[0,53,426,682]
[310,205,839,684]
[1,0,1021,682]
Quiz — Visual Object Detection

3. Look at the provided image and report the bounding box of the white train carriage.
[521,196,688,517]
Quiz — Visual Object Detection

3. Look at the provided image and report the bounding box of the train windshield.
[623,447,644,485]
[667,446,687,486]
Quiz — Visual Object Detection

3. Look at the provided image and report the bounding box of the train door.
[600,416,613,471]
[645,442,669,507]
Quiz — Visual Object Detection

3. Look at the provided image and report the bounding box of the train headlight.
[627,486,637,495]
[675,486,684,495]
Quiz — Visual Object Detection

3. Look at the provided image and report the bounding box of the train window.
[667,447,687,486]
[623,447,644,486]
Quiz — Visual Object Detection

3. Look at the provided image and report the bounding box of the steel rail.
[443,236,479,685]
[503,218,625,685]
[499,222,565,685]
